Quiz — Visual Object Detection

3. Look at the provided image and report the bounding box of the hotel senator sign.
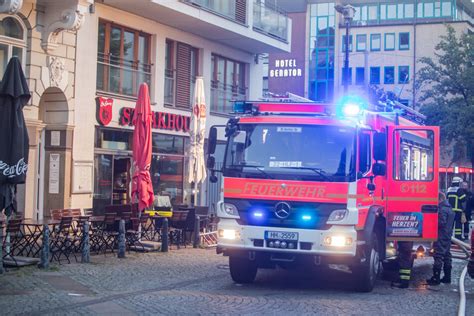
[96,97,190,132]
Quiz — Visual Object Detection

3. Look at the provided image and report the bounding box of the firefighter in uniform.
[391,241,414,289]
[461,182,472,240]
[427,192,455,285]
[447,177,466,239]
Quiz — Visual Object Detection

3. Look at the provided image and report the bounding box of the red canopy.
[132,83,154,211]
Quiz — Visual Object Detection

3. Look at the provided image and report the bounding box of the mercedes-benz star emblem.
[274,202,291,219]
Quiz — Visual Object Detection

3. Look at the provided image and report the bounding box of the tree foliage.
[417,25,474,166]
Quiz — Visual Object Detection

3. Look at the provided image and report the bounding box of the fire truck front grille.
[225,198,345,230]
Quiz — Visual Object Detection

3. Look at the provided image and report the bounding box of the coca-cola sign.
[0,158,28,178]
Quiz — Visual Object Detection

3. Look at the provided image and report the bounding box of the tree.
[417,25,474,169]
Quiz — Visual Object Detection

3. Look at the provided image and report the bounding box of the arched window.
[0,15,26,76]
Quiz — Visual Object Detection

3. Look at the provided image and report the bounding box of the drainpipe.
[412,0,417,109]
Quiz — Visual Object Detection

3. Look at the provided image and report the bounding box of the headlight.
[324,236,353,247]
[218,229,240,240]
[218,202,240,219]
[327,209,348,222]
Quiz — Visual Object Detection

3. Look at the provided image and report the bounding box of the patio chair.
[83,208,94,217]
[95,213,119,255]
[126,218,145,252]
[73,216,90,253]
[2,218,25,267]
[50,209,62,220]
[50,216,76,264]
[169,211,188,249]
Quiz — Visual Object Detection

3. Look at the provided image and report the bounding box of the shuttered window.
[164,40,199,108]
[235,0,247,24]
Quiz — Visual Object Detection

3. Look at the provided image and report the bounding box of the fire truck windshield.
[223,124,356,182]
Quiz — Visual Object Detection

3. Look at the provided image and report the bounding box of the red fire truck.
[206,99,439,292]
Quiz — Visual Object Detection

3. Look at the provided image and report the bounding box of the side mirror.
[372,162,386,176]
[373,132,387,161]
[206,156,215,169]
[208,126,217,155]
[210,174,218,183]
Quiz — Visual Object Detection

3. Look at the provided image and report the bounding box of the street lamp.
[335,4,356,94]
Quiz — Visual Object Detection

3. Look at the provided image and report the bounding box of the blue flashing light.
[342,103,361,116]
[336,95,368,118]
[302,215,312,221]
[253,211,264,218]
[233,101,253,113]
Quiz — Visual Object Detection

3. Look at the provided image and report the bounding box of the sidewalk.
[0,248,225,315]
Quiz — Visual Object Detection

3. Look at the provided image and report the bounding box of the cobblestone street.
[0,248,473,315]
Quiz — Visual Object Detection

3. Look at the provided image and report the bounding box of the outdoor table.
[21,219,60,257]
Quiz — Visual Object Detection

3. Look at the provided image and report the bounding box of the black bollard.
[81,221,90,263]
[38,224,50,269]
[161,218,168,252]
[0,222,4,274]
[118,219,126,258]
[193,215,200,248]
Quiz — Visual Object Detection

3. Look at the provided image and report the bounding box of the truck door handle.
[421,205,438,213]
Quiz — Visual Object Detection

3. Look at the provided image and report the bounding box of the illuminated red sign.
[119,107,190,132]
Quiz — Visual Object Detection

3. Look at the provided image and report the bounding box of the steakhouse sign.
[119,107,190,132]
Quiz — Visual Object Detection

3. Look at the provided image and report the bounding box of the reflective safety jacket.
[447,186,466,212]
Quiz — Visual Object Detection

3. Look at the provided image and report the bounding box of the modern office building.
[2,0,293,219]
[266,0,474,186]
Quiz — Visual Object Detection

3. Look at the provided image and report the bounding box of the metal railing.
[210,81,247,113]
[253,0,288,41]
[97,52,152,96]
[182,0,237,21]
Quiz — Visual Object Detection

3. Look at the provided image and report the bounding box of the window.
[0,15,26,78]
[405,4,415,18]
[442,1,452,16]
[417,2,423,18]
[370,67,380,84]
[384,33,395,51]
[399,32,410,50]
[211,54,247,113]
[370,34,381,51]
[384,66,395,84]
[97,20,151,97]
[393,129,434,181]
[387,4,397,19]
[342,35,353,52]
[356,34,367,51]
[434,1,441,17]
[424,2,434,17]
[399,66,409,84]
[368,5,378,20]
[359,132,371,175]
[341,67,352,85]
[164,40,199,108]
[355,67,365,85]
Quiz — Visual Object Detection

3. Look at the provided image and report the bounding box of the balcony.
[210,81,247,114]
[253,1,289,41]
[101,0,292,53]
[181,0,246,24]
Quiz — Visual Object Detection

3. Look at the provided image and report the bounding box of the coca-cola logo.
[0,158,28,178]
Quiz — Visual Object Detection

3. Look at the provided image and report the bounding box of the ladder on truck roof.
[236,97,426,124]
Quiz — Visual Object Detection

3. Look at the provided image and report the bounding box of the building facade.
[4,0,291,219]
[267,0,474,187]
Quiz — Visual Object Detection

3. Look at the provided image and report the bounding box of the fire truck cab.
[206,100,439,292]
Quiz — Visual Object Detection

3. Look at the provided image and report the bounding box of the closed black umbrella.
[0,57,31,216]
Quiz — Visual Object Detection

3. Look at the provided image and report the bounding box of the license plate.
[265,231,298,241]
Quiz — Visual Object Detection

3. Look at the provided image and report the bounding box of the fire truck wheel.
[229,256,258,284]
[352,235,380,292]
